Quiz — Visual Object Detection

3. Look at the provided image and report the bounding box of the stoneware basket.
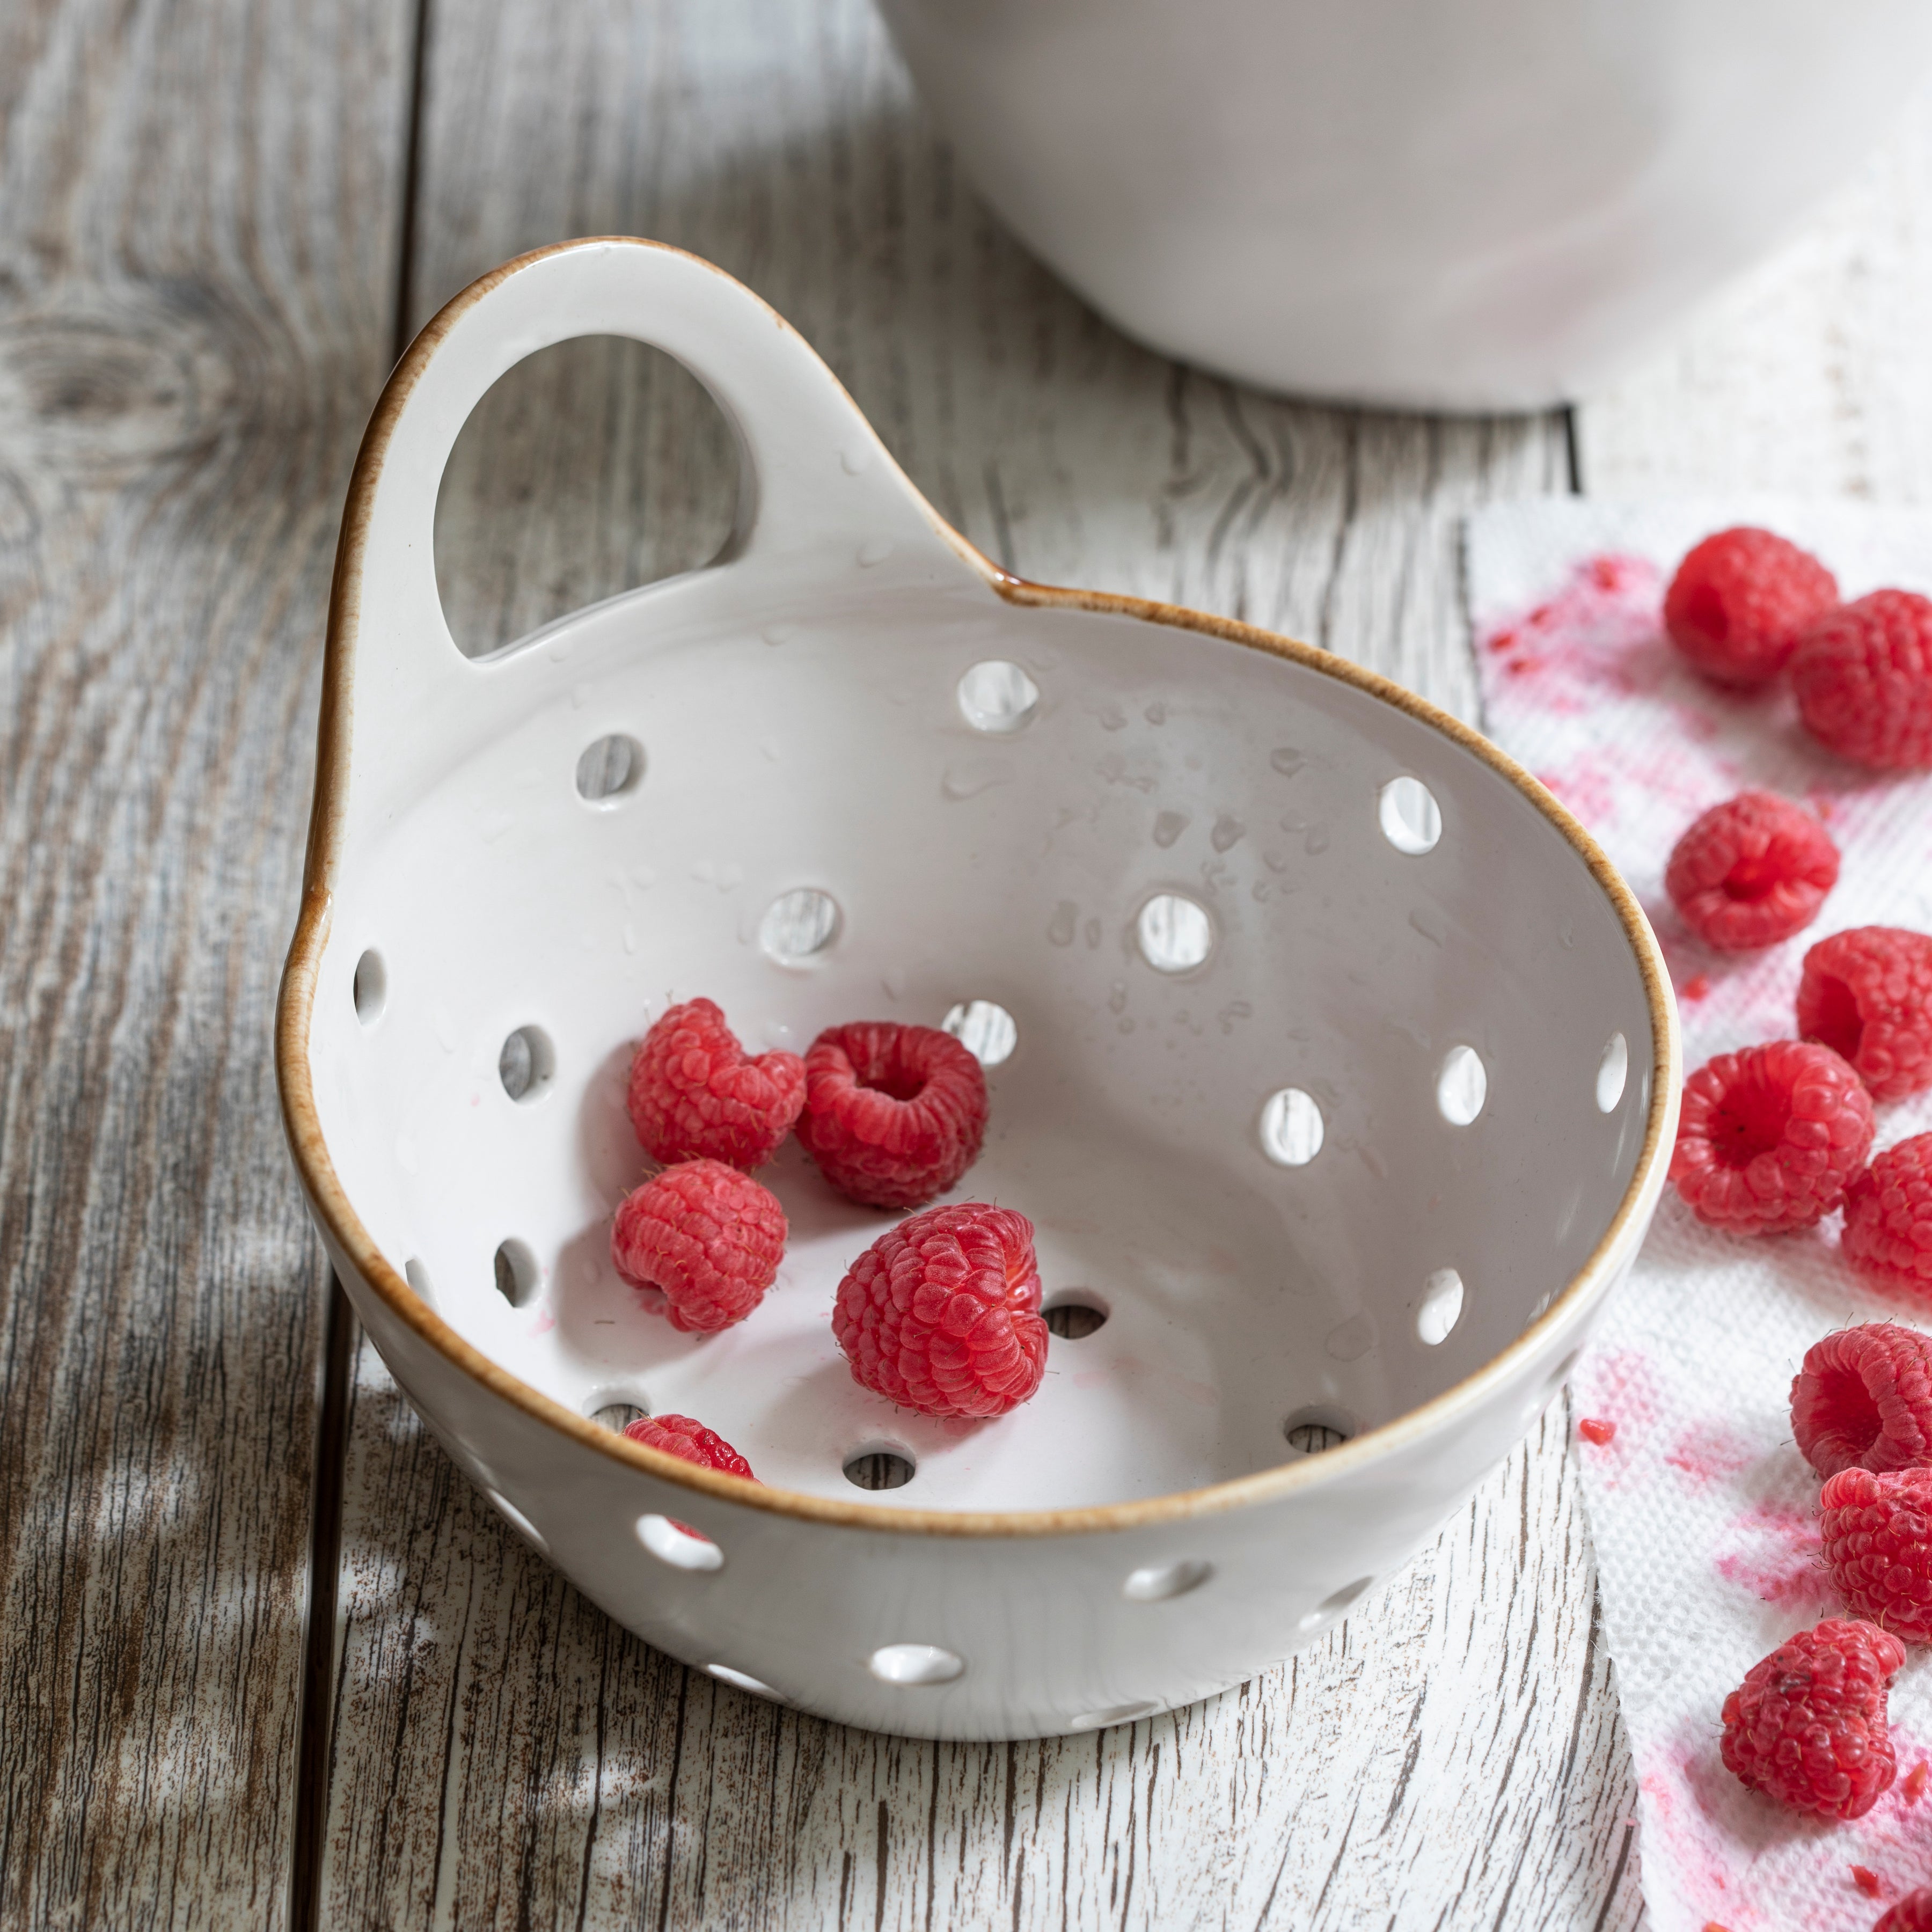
[277,237,1680,1743]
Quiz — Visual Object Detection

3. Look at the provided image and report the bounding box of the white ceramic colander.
[277,237,1679,1743]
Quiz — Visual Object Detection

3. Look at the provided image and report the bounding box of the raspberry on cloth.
[1843,1134,1932,1302]
[1467,495,1932,1932]
[1791,1323,1932,1477]
[1820,1466,1932,1640]
[1719,1619,1905,1819]
[1664,525,1839,687]
[1798,927,1932,1104]
[1793,590,1932,772]
[1665,791,1839,952]
[1669,1039,1872,1234]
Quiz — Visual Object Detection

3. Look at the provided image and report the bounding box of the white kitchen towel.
[1466,497,1932,1932]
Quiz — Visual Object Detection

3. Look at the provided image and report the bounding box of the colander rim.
[276,236,1680,1540]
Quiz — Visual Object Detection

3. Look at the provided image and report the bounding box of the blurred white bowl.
[877,0,1932,410]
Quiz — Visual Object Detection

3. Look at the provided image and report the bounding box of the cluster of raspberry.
[1589,531,1932,1922]
[602,998,1043,1484]
[1656,529,1932,1283]
[1680,1326,1932,1929]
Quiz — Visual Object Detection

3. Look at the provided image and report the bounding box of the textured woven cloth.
[1466,497,1932,1932]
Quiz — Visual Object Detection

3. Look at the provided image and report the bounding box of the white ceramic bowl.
[278,238,1678,1741]
[876,0,1932,411]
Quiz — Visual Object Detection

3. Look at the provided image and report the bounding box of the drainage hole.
[844,1445,916,1491]
[957,660,1041,733]
[494,1239,540,1308]
[498,1024,556,1103]
[1137,893,1213,973]
[352,948,386,1024]
[1043,1297,1108,1340]
[592,1402,648,1433]
[575,733,645,803]
[1283,1405,1356,1455]
[760,887,840,965]
[942,999,1018,1066]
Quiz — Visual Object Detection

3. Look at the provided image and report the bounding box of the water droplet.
[942,759,1012,800]
[1084,918,1101,949]
[1152,810,1190,848]
[857,537,893,567]
[1305,824,1330,855]
[1145,701,1167,726]
[763,624,797,647]
[841,445,871,475]
[1098,702,1127,731]
[1211,813,1245,853]
[1263,850,1289,873]
[882,969,906,1000]
[1270,748,1305,777]
[1108,982,1128,1015]
[1048,902,1078,947]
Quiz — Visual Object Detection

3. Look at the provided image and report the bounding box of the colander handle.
[339,238,964,710]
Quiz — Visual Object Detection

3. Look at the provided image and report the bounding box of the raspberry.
[1877,1893,1932,1932]
[1792,591,1932,770]
[610,1159,787,1333]
[627,998,805,1169]
[620,1412,757,1480]
[1845,1135,1932,1302]
[832,1203,1046,1418]
[1719,1618,1905,1818]
[1799,928,1932,1104]
[1664,792,1839,952]
[1663,527,1839,686]
[1669,1041,1875,1234]
[796,1022,988,1209]
[1791,1324,1932,1479]
[1821,1466,1932,1640]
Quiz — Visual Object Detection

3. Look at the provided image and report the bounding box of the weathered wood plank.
[0,0,412,1923]
[320,4,1643,1928]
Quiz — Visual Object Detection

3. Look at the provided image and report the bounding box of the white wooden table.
[6,2,1930,1923]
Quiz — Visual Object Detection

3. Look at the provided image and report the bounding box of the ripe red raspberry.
[1791,1324,1932,1479]
[797,1022,988,1209]
[1719,1618,1905,1818]
[1798,928,1932,1104]
[831,1203,1046,1418]
[1877,1891,1932,1931]
[1669,1040,1875,1234]
[1792,590,1932,770]
[1664,792,1839,952]
[1821,1466,1932,1641]
[621,1412,758,1480]
[610,1159,787,1333]
[1845,1136,1932,1303]
[627,998,805,1169]
[1663,526,1839,686]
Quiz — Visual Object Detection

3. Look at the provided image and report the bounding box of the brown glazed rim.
[276,237,1680,1540]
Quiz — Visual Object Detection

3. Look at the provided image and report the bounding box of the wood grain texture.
[0,0,411,1923]
[319,3,1644,1927]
